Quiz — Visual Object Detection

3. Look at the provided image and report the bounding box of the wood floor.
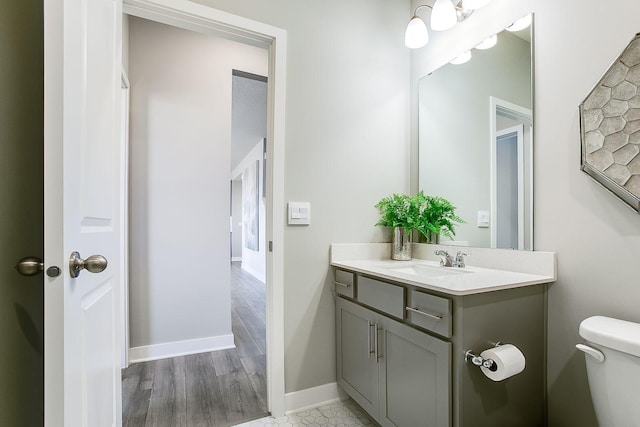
[122,262,268,427]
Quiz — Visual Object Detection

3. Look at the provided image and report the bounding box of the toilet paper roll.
[479,344,526,381]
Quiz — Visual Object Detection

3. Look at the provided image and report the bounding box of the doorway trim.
[120,70,130,369]
[489,96,532,250]
[123,0,287,417]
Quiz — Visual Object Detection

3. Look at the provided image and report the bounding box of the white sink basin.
[379,262,472,278]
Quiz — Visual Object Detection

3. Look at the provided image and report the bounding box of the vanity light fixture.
[405,0,491,49]
[449,50,472,64]
[431,0,458,31]
[506,14,532,32]
[475,34,497,50]
[405,14,430,48]
[462,0,490,9]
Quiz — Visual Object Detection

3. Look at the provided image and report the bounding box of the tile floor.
[233,399,377,427]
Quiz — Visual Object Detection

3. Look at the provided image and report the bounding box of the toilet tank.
[579,316,640,427]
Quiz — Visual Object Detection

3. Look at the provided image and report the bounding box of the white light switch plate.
[477,210,490,228]
[288,202,311,225]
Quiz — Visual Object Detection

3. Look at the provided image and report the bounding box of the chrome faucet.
[454,251,469,268]
[434,250,469,268]
[434,250,454,267]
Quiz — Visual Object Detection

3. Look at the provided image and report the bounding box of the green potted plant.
[375,193,417,260]
[413,191,464,244]
[375,192,464,259]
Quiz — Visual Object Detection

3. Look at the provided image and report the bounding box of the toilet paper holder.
[465,342,501,372]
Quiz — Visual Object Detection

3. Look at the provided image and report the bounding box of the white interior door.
[44,0,123,425]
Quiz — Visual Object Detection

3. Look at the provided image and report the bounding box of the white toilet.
[577,315,640,426]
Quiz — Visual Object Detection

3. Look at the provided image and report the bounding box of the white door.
[44,0,123,425]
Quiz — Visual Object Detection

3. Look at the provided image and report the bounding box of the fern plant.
[413,191,464,240]
[375,191,464,240]
[374,193,418,233]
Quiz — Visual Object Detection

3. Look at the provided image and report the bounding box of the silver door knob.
[15,257,44,276]
[69,251,108,278]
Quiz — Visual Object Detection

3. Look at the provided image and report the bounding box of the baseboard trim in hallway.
[129,334,236,363]
[123,262,268,426]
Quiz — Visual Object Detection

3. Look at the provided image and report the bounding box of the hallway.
[122,262,267,426]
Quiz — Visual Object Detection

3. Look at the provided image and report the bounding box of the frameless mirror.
[418,15,533,250]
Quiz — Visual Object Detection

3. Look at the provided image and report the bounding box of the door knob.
[15,257,44,276]
[69,251,108,278]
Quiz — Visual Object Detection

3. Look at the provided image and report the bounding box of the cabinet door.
[336,297,379,417]
[378,316,451,427]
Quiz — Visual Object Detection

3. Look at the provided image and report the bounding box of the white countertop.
[331,243,557,296]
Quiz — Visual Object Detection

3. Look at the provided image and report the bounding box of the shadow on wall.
[547,351,597,427]
[14,303,44,357]
[286,266,336,392]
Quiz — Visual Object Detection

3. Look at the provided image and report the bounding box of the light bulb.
[405,16,429,49]
[462,0,490,10]
[450,50,472,65]
[431,0,457,32]
[506,15,532,32]
[475,34,497,50]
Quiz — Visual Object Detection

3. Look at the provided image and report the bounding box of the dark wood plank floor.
[122,262,268,427]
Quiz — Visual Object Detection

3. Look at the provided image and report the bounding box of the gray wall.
[537,1,640,425]
[128,17,268,348]
[193,0,411,393]
[231,141,267,282]
[231,75,268,280]
[411,0,640,425]
[0,0,44,424]
[231,75,267,171]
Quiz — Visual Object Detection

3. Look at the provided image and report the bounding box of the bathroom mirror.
[418,16,533,250]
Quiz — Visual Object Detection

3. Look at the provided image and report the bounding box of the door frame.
[489,96,532,250]
[122,0,287,417]
[493,125,524,249]
[120,70,130,369]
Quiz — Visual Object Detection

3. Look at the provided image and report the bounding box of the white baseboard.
[241,262,266,283]
[285,382,348,414]
[129,334,235,363]
[231,257,242,262]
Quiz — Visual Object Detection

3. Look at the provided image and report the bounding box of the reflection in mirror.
[418,16,533,250]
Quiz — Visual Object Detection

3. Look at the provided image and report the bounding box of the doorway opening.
[489,96,533,250]
[121,16,269,425]
[119,0,287,422]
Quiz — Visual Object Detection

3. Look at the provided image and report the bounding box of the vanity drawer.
[408,291,452,338]
[334,269,355,298]
[357,276,405,319]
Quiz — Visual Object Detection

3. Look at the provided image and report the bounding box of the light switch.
[477,210,490,228]
[288,202,311,225]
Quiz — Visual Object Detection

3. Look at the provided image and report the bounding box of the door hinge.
[268,241,273,252]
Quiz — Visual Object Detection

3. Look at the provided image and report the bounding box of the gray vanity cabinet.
[336,297,379,416]
[378,312,451,427]
[336,297,451,427]
[334,267,546,427]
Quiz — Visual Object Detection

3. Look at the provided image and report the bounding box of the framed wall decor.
[580,33,640,212]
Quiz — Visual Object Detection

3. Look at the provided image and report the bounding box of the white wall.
[193,0,411,393]
[231,140,266,282]
[128,17,268,354]
[231,180,243,261]
[411,0,640,425]
[122,14,129,74]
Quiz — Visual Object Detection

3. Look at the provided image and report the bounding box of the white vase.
[391,227,412,260]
